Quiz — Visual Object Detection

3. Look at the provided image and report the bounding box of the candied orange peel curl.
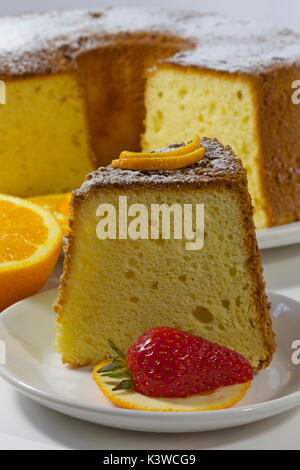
[111,136,205,171]
[119,135,201,160]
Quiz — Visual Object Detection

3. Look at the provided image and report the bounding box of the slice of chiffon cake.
[54,137,275,370]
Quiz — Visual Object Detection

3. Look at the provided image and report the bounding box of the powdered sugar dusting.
[78,138,245,194]
[171,16,300,72]
[1,8,300,76]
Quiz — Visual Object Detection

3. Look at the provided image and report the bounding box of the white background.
[1,0,300,31]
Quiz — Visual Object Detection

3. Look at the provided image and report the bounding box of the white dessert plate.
[0,289,300,433]
[256,221,300,250]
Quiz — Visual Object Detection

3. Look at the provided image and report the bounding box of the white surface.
[1,290,300,433]
[0,246,299,448]
[257,221,300,250]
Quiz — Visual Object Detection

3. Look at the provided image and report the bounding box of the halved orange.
[0,194,62,311]
[27,193,71,236]
[93,360,251,412]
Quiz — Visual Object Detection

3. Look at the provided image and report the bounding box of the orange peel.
[93,360,251,412]
[111,146,205,171]
[119,135,201,160]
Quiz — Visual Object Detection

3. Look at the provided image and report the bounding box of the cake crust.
[1,8,300,78]
[77,138,248,192]
[1,8,300,227]
[143,60,300,228]
[54,138,276,369]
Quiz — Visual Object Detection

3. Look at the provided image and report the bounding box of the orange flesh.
[0,194,62,311]
[0,201,48,262]
[27,193,71,236]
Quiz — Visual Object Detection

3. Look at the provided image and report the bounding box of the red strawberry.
[99,327,253,398]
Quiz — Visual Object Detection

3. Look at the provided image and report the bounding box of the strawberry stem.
[102,370,128,378]
[113,379,133,391]
[107,338,126,359]
[97,362,123,373]
[97,339,134,392]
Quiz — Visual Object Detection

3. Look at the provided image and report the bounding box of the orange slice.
[93,360,251,412]
[111,146,205,171]
[0,194,62,311]
[119,135,201,160]
[27,193,71,236]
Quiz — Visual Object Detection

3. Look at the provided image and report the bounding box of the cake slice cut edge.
[54,137,276,370]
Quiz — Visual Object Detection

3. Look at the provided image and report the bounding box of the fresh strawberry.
[98,327,253,398]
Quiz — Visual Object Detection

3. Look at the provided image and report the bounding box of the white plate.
[0,289,300,433]
[256,221,300,249]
